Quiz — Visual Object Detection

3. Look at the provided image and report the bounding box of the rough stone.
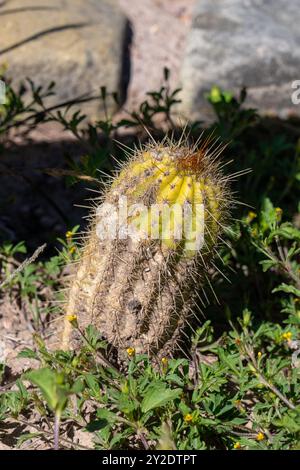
[0,0,130,120]
[180,0,300,121]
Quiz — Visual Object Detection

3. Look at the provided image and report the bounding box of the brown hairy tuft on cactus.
[62,134,233,359]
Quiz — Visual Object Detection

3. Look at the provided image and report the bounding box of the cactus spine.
[63,135,231,358]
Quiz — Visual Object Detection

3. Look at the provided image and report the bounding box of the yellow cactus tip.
[66,314,77,324]
[257,351,262,359]
[282,331,292,341]
[161,357,168,365]
[233,442,241,449]
[126,347,135,357]
[256,432,265,441]
[184,414,193,423]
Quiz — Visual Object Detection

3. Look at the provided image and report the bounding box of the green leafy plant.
[0,315,298,450]
[0,76,299,450]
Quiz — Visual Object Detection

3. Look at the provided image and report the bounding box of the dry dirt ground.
[0,0,195,449]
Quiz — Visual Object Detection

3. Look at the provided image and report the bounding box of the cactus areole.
[63,136,232,359]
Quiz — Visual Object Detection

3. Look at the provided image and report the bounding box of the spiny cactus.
[63,135,232,359]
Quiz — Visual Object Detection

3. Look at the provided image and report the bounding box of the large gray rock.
[180,0,300,120]
[0,0,130,119]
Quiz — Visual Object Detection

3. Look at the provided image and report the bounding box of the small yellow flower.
[66,231,73,239]
[126,347,135,357]
[69,246,76,254]
[275,207,282,221]
[257,351,262,359]
[234,400,244,411]
[234,442,241,449]
[161,357,168,366]
[295,298,300,304]
[66,314,77,324]
[282,331,292,341]
[247,211,257,223]
[256,432,265,441]
[184,414,193,423]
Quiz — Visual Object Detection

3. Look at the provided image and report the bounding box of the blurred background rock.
[1,0,299,122]
[180,0,300,121]
[0,0,130,119]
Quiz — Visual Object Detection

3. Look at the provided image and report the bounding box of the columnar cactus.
[63,136,232,358]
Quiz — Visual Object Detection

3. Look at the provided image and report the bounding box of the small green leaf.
[84,373,101,399]
[141,383,181,413]
[272,283,300,297]
[17,432,41,448]
[274,411,300,433]
[260,259,277,272]
[269,225,300,241]
[18,348,38,359]
[26,368,69,413]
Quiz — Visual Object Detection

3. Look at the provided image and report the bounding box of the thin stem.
[245,345,296,410]
[75,326,120,374]
[0,243,46,289]
[274,238,300,290]
[3,93,99,133]
[54,412,60,450]
[257,373,296,410]
[138,430,150,450]
[11,417,92,450]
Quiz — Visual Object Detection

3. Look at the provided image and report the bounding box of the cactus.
[62,136,232,359]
